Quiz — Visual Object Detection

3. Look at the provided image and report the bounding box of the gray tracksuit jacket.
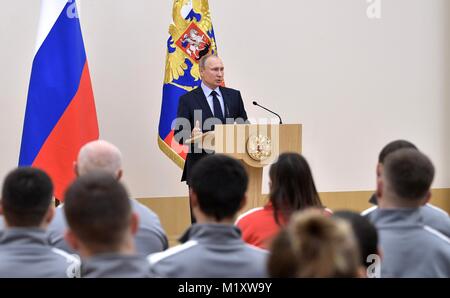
[148,223,268,278]
[47,199,168,255]
[0,228,80,278]
[365,196,450,238]
[81,253,153,278]
[367,208,450,278]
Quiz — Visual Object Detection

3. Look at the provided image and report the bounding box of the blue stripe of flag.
[158,83,188,138]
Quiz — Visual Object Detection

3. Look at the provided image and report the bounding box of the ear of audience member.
[333,211,380,270]
[268,209,364,278]
[236,153,331,249]
[0,167,80,278]
[148,155,268,278]
[47,139,168,256]
[64,172,152,278]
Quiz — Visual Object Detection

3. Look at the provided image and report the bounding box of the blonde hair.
[268,209,362,278]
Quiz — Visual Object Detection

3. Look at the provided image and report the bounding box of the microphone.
[253,101,283,124]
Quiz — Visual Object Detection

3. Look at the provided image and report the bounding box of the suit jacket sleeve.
[173,94,192,145]
[237,90,248,122]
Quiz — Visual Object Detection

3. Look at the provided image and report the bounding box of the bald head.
[76,140,123,179]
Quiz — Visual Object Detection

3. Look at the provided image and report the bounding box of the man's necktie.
[211,90,225,123]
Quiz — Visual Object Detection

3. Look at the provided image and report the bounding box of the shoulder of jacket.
[221,86,240,94]
[51,247,80,264]
[147,240,199,264]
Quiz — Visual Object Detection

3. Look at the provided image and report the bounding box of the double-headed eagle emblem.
[164,0,217,86]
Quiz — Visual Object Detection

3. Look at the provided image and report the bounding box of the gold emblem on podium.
[246,135,272,161]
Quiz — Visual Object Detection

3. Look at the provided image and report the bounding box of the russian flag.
[19,0,99,200]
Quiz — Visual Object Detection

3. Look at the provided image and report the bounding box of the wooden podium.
[188,124,302,213]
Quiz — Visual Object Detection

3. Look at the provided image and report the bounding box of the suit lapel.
[220,86,231,118]
[193,87,214,119]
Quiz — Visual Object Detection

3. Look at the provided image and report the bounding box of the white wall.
[1,0,449,198]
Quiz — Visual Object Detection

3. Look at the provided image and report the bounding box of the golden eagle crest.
[164,0,217,86]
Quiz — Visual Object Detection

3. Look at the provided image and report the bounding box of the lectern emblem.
[246,135,272,161]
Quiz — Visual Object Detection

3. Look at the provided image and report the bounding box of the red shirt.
[235,203,284,249]
[235,203,333,249]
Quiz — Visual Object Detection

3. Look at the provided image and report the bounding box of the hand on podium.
[185,121,208,145]
[191,120,202,138]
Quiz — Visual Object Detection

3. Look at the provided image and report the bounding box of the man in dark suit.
[174,54,248,222]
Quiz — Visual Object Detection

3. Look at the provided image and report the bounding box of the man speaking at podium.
[174,54,248,222]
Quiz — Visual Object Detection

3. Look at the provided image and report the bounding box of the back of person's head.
[333,211,379,268]
[76,140,123,178]
[269,153,323,225]
[64,172,133,254]
[378,140,418,164]
[268,209,362,278]
[381,148,434,206]
[1,167,53,227]
[190,154,248,221]
[371,140,419,205]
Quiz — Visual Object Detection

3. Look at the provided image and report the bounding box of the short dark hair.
[1,167,53,227]
[333,211,378,268]
[64,172,131,252]
[190,155,248,221]
[199,53,219,69]
[269,153,323,225]
[383,148,434,201]
[378,140,417,163]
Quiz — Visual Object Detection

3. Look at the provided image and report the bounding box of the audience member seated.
[47,140,168,255]
[64,172,152,277]
[333,210,381,277]
[148,155,268,278]
[367,148,450,277]
[236,153,332,249]
[0,167,80,278]
[362,139,450,238]
[268,209,364,278]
